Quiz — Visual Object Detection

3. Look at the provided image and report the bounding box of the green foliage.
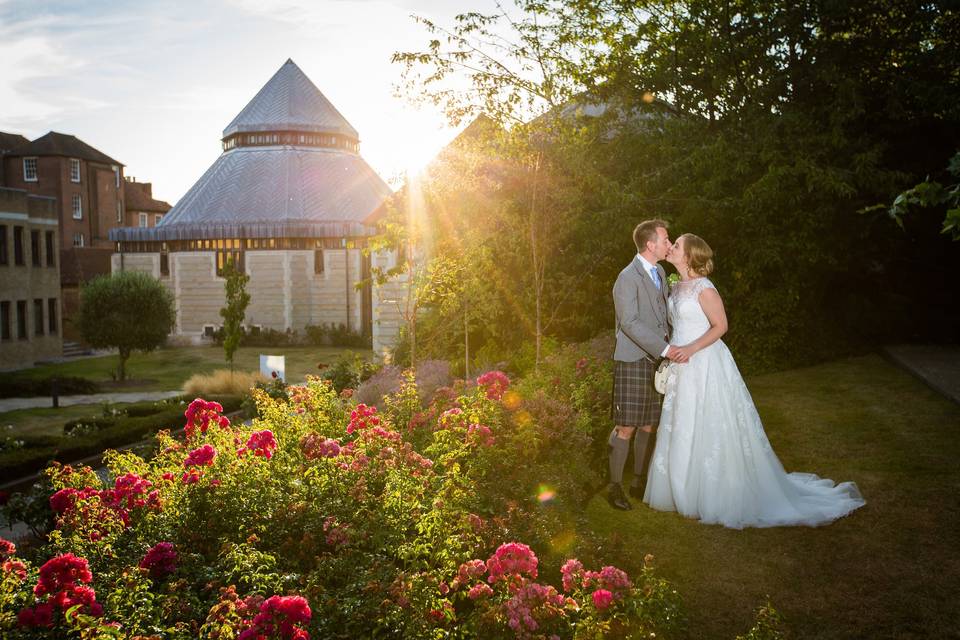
[391,0,960,372]
[736,601,786,640]
[320,352,380,393]
[219,259,251,369]
[0,375,100,399]
[864,151,960,240]
[78,271,175,381]
[0,396,242,483]
[0,370,694,639]
[304,322,370,348]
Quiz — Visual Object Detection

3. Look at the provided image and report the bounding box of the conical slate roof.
[112,59,390,243]
[222,59,359,140]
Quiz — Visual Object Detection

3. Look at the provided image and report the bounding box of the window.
[23,157,37,182]
[33,299,44,336]
[0,301,9,340]
[13,227,24,265]
[215,250,243,277]
[45,231,55,266]
[160,252,169,276]
[155,214,163,226]
[73,232,85,248]
[70,158,81,182]
[113,165,120,188]
[48,298,57,334]
[16,300,27,339]
[116,201,123,223]
[30,230,40,266]
[203,325,216,338]
[72,194,83,219]
[0,226,7,265]
[314,249,324,274]
[138,213,148,228]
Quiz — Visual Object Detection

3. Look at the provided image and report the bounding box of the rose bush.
[0,373,688,638]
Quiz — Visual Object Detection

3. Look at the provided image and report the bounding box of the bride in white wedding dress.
[643,234,865,528]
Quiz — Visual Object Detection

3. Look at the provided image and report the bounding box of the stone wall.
[0,189,63,370]
[112,248,402,351]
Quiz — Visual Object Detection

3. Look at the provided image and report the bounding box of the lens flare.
[502,390,522,411]
[514,410,533,428]
[537,484,557,504]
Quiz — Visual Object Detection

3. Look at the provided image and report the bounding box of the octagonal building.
[111,59,405,352]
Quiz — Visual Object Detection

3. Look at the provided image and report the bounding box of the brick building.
[124,178,171,229]
[0,131,126,340]
[0,188,62,369]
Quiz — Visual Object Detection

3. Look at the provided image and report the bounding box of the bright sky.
[0,0,499,204]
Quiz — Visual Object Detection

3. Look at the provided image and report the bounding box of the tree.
[78,271,175,381]
[220,258,251,370]
[393,0,960,372]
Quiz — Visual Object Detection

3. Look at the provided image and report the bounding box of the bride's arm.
[672,288,728,360]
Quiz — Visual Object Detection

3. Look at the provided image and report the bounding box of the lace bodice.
[668,277,717,345]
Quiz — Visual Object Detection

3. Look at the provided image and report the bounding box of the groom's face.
[648,227,671,262]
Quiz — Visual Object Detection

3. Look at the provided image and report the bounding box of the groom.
[608,219,686,510]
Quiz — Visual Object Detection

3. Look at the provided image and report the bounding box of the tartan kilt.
[611,358,661,427]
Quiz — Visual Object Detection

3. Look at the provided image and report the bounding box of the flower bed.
[0,374,686,638]
[0,396,242,484]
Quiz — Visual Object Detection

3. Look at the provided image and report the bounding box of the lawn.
[0,404,111,439]
[8,345,369,393]
[583,354,960,639]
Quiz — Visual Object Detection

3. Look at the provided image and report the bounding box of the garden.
[2,341,958,638]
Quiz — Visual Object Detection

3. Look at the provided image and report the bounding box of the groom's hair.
[633,219,669,252]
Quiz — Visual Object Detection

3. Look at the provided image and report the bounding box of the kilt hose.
[611,358,661,428]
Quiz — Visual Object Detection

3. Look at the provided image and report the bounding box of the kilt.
[611,358,661,427]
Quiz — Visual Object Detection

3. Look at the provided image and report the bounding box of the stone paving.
[883,344,960,405]
[0,390,181,412]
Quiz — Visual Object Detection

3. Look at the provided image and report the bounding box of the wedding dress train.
[644,278,865,528]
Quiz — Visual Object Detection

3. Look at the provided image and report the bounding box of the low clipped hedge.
[0,375,101,399]
[0,395,242,483]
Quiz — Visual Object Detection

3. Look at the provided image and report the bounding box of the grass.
[582,354,960,639]
[7,345,368,393]
[0,404,110,439]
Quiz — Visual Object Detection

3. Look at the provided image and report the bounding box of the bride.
[643,233,865,528]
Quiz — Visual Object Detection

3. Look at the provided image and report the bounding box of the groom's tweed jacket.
[613,256,670,362]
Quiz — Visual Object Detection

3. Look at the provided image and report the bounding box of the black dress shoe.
[629,484,645,500]
[607,484,633,511]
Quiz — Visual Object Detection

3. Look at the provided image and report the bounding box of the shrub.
[0,376,689,639]
[182,370,267,397]
[320,352,380,393]
[355,360,452,409]
[305,322,371,348]
[0,376,100,399]
[0,396,243,483]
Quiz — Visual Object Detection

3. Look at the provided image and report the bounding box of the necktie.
[650,267,661,290]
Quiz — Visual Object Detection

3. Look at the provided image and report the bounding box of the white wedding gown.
[644,278,865,528]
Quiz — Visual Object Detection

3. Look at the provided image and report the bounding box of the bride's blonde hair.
[680,234,714,276]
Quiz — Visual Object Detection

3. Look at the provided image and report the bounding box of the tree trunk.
[463,298,470,379]
[530,152,542,370]
[117,347,129,381]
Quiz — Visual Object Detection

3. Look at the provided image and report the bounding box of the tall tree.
[220,258,251,371]
[394,0,960,371]
[78,271,175,381]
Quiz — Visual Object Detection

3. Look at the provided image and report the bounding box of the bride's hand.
[671,345,696,362]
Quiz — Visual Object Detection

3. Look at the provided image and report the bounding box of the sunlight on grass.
[583,354,960,639]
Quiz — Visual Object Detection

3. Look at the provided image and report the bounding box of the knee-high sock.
[632,429,652,486]
[608,429,630,485]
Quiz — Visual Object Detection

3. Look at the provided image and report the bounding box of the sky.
[0,0,500,204]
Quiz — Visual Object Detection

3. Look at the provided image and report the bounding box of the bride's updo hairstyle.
[681,233,714,276]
